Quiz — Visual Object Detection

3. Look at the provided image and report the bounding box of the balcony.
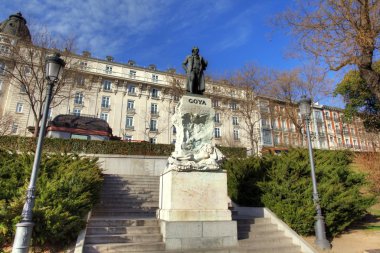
[127,108,136,114]
[343,130,349,135]
[214,121,222,127]
[150,128,158,133]
[333,117,340,122]
[125,125,134,130]
[151,111,159,117]
[345,144,353,149]
[101,104,111,111]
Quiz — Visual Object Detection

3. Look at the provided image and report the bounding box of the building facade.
[0,12,378,152]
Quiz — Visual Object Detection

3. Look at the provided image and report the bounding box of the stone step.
[237,223,279,232]
[101,181,159,184]
[100,193,159,199]
[83,242,165,253]
[95,203,159,209]
[91,210,156,218]
[239,246,302,253]
[86,226,161,235]
[239,237,295,248]
[87,218,158,227]
[101,187,159,192]
[85,233,162,244]
[92,208,157,213]
[238,230,285,240]
[235,217,272,225]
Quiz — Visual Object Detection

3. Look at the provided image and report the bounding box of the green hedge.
[0,136,246,158]
[0,150,103,249]
[224,148,375,237]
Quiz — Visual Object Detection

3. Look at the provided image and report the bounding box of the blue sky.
[1,0,342,105]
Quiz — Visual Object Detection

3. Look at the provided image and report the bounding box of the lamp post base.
[12,221,34,253]
[314,216,331,250]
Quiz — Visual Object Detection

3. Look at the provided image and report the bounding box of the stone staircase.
[233,215,303,253]
[83,175,165,252]
[82,174,309,253]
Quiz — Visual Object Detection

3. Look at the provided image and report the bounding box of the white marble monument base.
[157,170,231,221]
[159,220,237,250]
[157,170,237,250]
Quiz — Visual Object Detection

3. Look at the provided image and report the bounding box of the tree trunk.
[358,67,380,101]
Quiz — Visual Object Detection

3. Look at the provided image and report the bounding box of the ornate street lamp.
[12,53,65,253]
[299,95,331,250]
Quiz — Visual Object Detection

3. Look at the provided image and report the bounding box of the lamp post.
[12,53,65,253]
[299,95,330,250]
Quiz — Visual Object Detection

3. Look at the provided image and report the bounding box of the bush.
[223,156,267,206]
[0,136,246,158]
[259,149,375,237]
[0,150,103,249]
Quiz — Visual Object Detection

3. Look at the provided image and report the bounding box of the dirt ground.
[304,209,380,253]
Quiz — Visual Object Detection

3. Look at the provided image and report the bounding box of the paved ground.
[304,208,380,253]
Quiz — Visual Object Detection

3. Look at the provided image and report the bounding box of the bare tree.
[0,112,15,136]
[0,29,75,137]
[228,63,271,154]
[280,0,380,101]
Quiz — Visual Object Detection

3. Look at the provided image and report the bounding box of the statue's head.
[192,46,199,55]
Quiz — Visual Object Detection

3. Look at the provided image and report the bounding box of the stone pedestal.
[157,170,237,250]
[157,95,237,251]
[157,170,231,221]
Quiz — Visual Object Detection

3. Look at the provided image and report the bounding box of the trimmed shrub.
[0,150,102,249]
[0,136,246,158]
[223,156,267,206]
[259,149,375,237]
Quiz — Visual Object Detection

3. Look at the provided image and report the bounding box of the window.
[232,116,238,126]
[127,100,134,110]
[105,65,112,74]
[214,128,221,138]
[274,135,280,145]
[75,75,85,86]
[74,92,83,105]
[149,137,157,144]
[151,103,158,114]
[24,66,31,75]
[101,96,110,108]
[215,113,220,123]
[16,103,23,113]
[284,135,289,145]
[73,108,81,116]
[129,70,136,79]
[261,118,269,128]
[151,88,159,98]
[173,125,177,134]
[128,85,136,94]
[20,84,27,93]
[0,79,3,90]
[262,129,273,145]
[330,136,334,142]
[212,100,219,108]
[233,129,239,140]
[0,45,10,55]
[126,116,134,128]
[152,74,158,83]
[100,113,109,122]
[282,120,287,130]
[11,123,18,134]
[125,135,133,141]
[230,101,237,110]
[79,61,88,70]
[150,119,157,131]
[328,123,332,130]
[103,80,112,91]
[0,62,5,75]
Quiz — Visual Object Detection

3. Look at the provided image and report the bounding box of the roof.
[48,114,112,134]
[0,12,31,42]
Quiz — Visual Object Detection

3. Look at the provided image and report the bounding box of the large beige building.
[0,12,378,153]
